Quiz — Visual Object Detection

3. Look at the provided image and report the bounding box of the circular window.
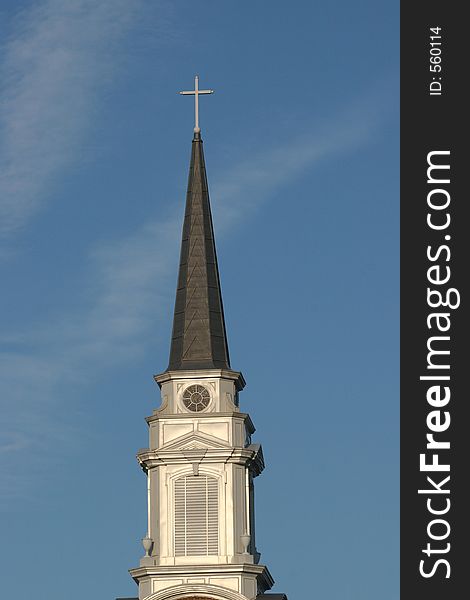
[182,385,211,412]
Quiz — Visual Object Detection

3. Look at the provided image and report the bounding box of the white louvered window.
[174,474,219,556]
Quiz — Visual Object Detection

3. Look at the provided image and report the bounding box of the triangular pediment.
[161,430,231,451]
[180,441,207,449]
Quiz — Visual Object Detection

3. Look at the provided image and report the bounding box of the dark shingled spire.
[167,131,230,371]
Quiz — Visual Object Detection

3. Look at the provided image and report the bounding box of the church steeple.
[168,129,230,371]
[127,77,287,600]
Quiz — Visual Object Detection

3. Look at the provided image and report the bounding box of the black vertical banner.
[401,3,468,600]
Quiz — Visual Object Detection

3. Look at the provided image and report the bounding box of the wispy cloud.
[212,88,388,228]
[47,217,180,370]
[0,80,391,504]
[0,217,179,503]
[0,0,141,236]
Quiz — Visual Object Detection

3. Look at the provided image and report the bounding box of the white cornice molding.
[137,445,265,476]
[154,369,246,391]
[129,562,274,590]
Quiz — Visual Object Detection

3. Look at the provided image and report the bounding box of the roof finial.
[179,75,214,133]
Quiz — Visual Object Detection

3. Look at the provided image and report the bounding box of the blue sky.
[0,2,398,599]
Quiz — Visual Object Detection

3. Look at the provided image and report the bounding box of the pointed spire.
[167,131,230,371]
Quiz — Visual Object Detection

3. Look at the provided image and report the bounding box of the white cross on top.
[179,75,214,133]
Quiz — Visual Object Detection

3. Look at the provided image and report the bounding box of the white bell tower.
[127,78,286,600]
